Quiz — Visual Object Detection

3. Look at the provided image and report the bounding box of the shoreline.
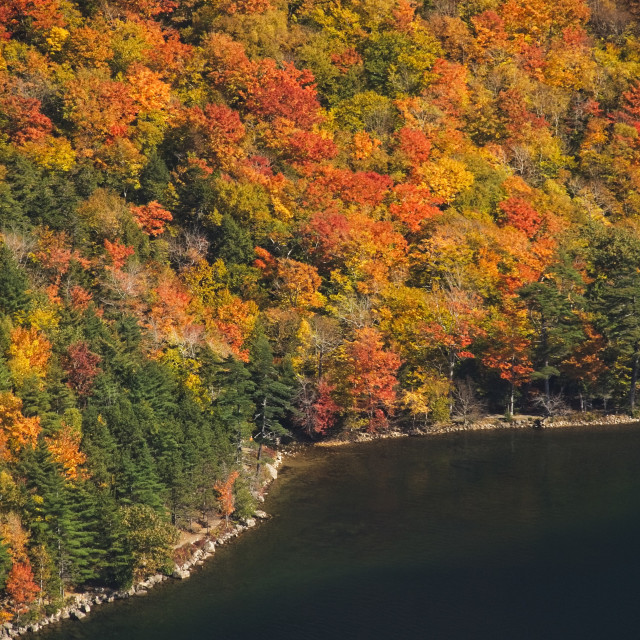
[5,452,286,640]
[9,412,640,638]
[315,412,640,447]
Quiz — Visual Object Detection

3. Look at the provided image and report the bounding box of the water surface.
[38,425,640,639]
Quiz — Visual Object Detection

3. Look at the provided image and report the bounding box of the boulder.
[70,610,86,621]
[172,568,190,580]
[264,463,278,480]
[244,517,256,527]
[204,540,216,553]
[254,510,269,519]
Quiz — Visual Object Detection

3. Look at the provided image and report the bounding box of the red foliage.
[281,129,338,165]
[62,341,102,399]
[104,239,135,270]
[179,103,246,169]
[6,561,39,614]
[499,197,543,238]
[0,0,65,38]
[130,201,173,236]
[305,167,393,209]
[224,0,272,14]
[331,48,363,73]
[499,89,548,140]
[390,183,442,232]
[518,42,547,79]
[618,82,640,135]
[428,59,468,118]
[311,380,340,434]
[111,0,177,17]
[246,60,322,129]
[397,127,432,166]
[343,327,402,432]
[0,92,52,144]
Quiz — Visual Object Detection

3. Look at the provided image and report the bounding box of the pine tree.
[248,335,294,474]
[0,540,11,590]
[24,445,100,597]
[588,227,640,412]
[0,243,29,316]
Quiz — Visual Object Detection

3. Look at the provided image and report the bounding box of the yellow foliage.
[8,327,51,386]
[26,305,59,333]
[0,512,29,562]
[46,27,70,53]
[417,157,474,203]
[20,136,76,172]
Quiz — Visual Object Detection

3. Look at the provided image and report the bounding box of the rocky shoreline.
[316,413,640,446]
[2,452,284,639]
[7,413,639,638]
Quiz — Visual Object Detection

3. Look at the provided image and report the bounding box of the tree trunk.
[255,442,263,478]
[544,358,550,403]
[508,384,515,416]
[629,344,640,413]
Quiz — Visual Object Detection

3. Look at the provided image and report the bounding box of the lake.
[37,425,640,639]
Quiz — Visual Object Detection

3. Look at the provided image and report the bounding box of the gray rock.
[172,568,190,580]
[244,517,256,527]
[135,589,148,596]
[70,610,86,621]
[254,510,269,519]
[81,603,91,613]
[204,540,216,553]
[264,463,278,480]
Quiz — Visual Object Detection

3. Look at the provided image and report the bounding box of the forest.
[2,0,640,624]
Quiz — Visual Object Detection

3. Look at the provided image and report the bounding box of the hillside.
[2,0,640,622]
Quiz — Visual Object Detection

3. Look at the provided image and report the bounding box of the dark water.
[38,425,640,640]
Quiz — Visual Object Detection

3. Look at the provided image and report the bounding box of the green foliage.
[121,504,178,580]
[3,0,640,619]
[0,244,30,316]
[0,541,11,590]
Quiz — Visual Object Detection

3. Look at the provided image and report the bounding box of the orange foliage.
[0,392,41,462]
[499,197,543,238]
[6,560,39,615]
[104,239,135,270]
[45,423,88,481]
[342,327,402,432]
[214,470,239,524]
[273,258,324,310]
[69,286,93,311]
[130,201,173,236]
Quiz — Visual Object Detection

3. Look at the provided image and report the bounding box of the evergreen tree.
[520,256,586,403]
[24,446,100,596]
[249,334,294,442]
[0,243,29,316]
[587,226,640,412]
[0,541,11,590]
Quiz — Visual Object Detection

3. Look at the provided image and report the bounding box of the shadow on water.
[37,424,640,640]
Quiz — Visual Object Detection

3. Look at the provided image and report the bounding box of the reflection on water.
[37,425,640,640]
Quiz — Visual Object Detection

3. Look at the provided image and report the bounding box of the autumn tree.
[339,327,401,431]
[6,560,39,619]
[214,470,239,528]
